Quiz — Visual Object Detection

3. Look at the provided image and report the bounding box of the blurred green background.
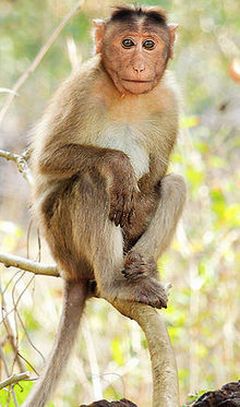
[0,0,239,406]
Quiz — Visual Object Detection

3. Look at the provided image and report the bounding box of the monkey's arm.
[38,143,138,227]
[38,143,127,179]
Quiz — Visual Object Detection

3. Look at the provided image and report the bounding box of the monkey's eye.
[122,38,135,48]
[142,39,155,50]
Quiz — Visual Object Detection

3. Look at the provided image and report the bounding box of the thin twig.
[15,352,39,377]
[0,0,85,125]
[0,88,19,96]
[0,346,18,406]
[0,371,30,390]
[2,271,22,297]
[16,310,45,364]
[0,149,32,185]
[0,279,26,372]
[82,318,103,399]
[8,270,45,363]
[0,253,58,277]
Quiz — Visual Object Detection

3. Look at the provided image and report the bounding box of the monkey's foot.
[122,252,157,281]
[115,277,168,309]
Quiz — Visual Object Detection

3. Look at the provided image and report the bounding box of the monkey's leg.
[123,174,186,280]
[91,222,168,309]
[74,180,168,309]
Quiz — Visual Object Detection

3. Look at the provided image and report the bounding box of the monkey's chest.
[97,124,149,180]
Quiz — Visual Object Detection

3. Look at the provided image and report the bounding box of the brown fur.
[24,5,186,406]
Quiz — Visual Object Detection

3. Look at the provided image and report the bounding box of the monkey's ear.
[168,23,178,59]
[92,19,106,54]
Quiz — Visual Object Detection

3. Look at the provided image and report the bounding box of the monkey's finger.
[114,196,125,226]
[119,196,131,227]
[128,191,137,225]
[127,206,136,227]
[121,190,135,227]
[122,270,148,281]
[109,193,121,225]
[120,209,130,228]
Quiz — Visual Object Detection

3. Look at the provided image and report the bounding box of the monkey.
[23,5,186,407]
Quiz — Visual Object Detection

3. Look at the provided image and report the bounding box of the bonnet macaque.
[23,5,186,407]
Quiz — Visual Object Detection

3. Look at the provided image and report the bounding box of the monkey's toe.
[137,289,168,309]
[136,278,168,309]
[115,277,168,309]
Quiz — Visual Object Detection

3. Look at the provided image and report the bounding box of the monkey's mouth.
[122,79,152,83]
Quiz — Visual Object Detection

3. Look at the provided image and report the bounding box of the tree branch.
[0,371,34,390]
[113,301,179,407]
[0,253,58,277]
[0,149,33,184]
[0,0,85,125]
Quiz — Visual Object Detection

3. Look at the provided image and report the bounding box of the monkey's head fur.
[93,5,178,96]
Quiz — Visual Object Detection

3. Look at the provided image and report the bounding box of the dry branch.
[0,253,58,277]
[0,149,32,184]
[0,372,31,390]
[0,0,85,125]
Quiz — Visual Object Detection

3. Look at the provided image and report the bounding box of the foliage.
[0,0,239,406]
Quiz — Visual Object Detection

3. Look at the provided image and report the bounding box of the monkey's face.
[101,24,171,95]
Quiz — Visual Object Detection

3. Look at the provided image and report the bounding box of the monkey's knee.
[161,173,187,208]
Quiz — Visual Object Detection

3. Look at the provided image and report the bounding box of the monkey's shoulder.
[49,56,101,106]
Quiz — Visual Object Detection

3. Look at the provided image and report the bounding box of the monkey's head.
[93,5,178,96]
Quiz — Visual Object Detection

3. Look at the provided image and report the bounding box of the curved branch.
[0,254,179,406]
[113,301,179,407]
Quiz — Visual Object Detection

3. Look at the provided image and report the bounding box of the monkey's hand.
[104,152,139,228]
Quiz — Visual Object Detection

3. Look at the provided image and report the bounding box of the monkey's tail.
[22,280,87,407]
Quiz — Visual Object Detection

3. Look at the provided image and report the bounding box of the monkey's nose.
[133,64,145,73]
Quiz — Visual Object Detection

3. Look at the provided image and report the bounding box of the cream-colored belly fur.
[97,123,149,180]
